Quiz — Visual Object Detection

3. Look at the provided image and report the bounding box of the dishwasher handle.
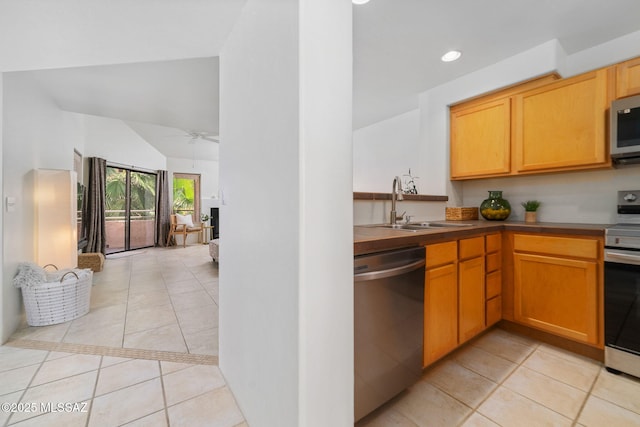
[354,259,425,282]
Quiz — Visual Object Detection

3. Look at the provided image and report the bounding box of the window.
[172,173,201,221]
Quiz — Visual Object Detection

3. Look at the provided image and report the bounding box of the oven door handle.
[605,250,640,265]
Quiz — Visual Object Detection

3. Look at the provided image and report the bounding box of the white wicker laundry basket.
[21,269,93,327]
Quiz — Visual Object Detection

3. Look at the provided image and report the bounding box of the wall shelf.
[354,192,448,202]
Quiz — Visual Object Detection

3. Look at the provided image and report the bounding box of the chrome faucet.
[390,176,404,225]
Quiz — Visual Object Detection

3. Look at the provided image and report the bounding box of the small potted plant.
[521,200,541,223]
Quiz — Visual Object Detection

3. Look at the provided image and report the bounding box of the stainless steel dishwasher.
[354,246,425,422]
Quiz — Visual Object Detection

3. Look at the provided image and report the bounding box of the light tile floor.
[2,245,247,426]
[357,328,640,427]
[0,346,246,426]
[11,245,219,356]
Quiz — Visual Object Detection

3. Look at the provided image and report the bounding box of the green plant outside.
[105,168,156,218]
[173,178,195,215]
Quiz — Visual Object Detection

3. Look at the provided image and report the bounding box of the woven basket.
[445,207,479,221]
[78,252,105,272]
[21,269,93,327]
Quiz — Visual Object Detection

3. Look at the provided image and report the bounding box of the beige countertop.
[354,220,610,255]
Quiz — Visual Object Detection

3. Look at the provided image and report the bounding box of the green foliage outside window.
[105,168,156,218]
[173,178,195,215]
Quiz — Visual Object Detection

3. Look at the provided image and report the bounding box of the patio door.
[105,166,157,254]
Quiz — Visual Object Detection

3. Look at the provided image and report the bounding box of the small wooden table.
[202,226,215,244]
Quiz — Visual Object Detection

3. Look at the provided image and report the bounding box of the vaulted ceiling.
[3,0,640,160]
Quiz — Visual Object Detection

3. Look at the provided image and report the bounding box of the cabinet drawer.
[459,237,484,260]
[513,234,599,260]
[486,252,501,273]
[426,241,457,268]
[486,233,501,253]
[486,270,501,299]
[486,296,502,327]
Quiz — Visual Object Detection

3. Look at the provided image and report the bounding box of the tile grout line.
[158,359,171,426]
[571,367,601,427]
[83,355,105,427]
[163,269,192,355]
[120,256,134,350]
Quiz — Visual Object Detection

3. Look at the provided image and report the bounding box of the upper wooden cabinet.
[616,57,640,98]
[449,61,631,180]
[450,98,511,179]
[450,74,558,180]
[513,69,611,173]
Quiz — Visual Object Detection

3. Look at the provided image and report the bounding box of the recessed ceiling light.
[441,50,462,62]
[353,0,370,4]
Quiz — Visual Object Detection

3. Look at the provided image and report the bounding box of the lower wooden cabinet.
[424,234,500,367]
[458,251,485,344]
[424,263,458,366]
[512,234,602,346]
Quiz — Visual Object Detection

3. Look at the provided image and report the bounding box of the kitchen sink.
[405,221,474,229]
[369,222,474,231]
[374,224,420,232]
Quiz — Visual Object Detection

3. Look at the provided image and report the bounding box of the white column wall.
[2,72,86,342]
[219,1,301,425]
[0,73,5,341]
[219,0,352,425]
[298,0,352,425]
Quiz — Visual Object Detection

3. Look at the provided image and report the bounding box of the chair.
[167,214,203,248]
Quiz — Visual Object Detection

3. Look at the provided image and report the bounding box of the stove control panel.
[618,190,640,215]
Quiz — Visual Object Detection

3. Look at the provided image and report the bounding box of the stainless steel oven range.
[604,190,640,378]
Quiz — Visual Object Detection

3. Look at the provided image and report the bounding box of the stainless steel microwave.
[611,94,640,165]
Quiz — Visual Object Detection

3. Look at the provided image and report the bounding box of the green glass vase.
[480,191,511,221]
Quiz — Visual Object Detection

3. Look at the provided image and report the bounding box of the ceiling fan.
[182,130,219,143]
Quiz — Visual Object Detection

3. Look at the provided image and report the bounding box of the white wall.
[2,72,86,341]
[219,0,353,425]
[0,73,5,341]
[83,115,166,170]
[353,109,420,192]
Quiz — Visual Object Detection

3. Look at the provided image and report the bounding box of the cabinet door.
[513,253,598,345]
[424,263,458,366]
[513,69,610,173]
[450,98,511,179]
[459,257,485,344]
[616,57,640,98]
[486,296,502,327]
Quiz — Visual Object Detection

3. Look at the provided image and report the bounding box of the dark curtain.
[155,170,171,246]
[85,157,107,254]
